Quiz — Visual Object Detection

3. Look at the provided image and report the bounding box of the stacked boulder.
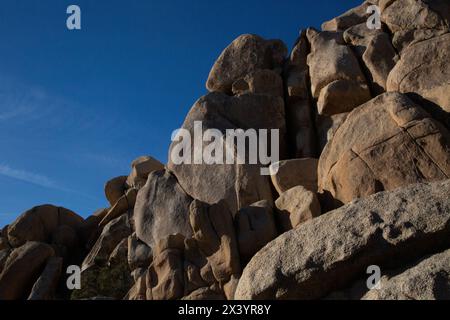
[1,0,449,300]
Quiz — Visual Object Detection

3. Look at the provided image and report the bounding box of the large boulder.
[381,0,449,52]
[0,242,55,300]
[387,33,450,114]
[167,92,286,214]
[362,249,450,300]
[134,170,193,248]
[7,205,84,248]
[318,92,450,208]
[306,29,371,116]
[235,180,450,300]
[206,34,287,93]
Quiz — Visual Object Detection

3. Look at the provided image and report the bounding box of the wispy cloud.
[0,163,58,189]
[82,153,130,171]
[0,106,33,121]
[0,163,101,201]
[0,76,100,131]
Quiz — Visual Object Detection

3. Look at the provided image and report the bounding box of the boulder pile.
[0,0,449,300]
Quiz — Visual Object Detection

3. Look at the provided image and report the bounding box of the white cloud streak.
[0,163,102,202]
[0,164,58,189]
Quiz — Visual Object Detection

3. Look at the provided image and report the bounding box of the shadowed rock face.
[0,242,55,300]
[1,0,450,301]
[362,249,450,300]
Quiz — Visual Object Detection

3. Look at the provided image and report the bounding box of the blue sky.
[0,0,362,226]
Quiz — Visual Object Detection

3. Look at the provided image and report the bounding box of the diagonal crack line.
[399,126,449,179]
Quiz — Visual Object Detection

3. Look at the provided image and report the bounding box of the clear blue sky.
[0,0,362,226]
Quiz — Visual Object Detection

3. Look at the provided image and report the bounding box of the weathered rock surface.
[189,200,241,287]
[147,234,185,300]
[7,205,84,248]
[0,242,55,300]
[322,1,373,32]
[318,92,450,207]
[99,188,137,227]
[307,28,371,115]
[128,233,152,271]
[146,199,242,300]
[232,69,283,98]
[236,180,450,300]
[362,249,450,300]
[28,257,63,300]
[127,156,164,189]
[387,33,450,114]
[104,176,128,206]
[316,112,349,152]
[125,271,147,300]
[343,23,398,93]
[82,214,131,270]
[206,34,287,93]
[275,186,321,232]
[270,158,319,194]
[134,170,193,248]
[381,0,449,52]
[167,92,286,214]
[2,0,450,302]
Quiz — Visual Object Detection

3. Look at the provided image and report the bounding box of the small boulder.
[126,156,164,189]
[270,158,319,194]
[275,186,321,232]
[104,176,128,206]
